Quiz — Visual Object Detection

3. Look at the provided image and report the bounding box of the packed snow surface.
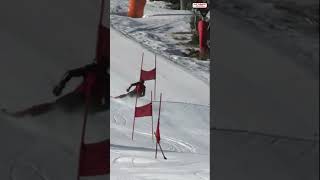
[110,1,210,179]
[110,28,210,180]
[111,0,210,84]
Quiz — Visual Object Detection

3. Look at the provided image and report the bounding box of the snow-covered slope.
[110,0,210,84]
[110,28,209,106]
[111,99,209,180]
[110,27,210,180]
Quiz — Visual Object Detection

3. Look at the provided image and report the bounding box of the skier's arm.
[127,84,132,92]
[131,82,139,86]
[127,82,139,92]
[53,64,94,96]
[62,64,97,84]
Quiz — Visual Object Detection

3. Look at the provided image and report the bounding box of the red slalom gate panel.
[78,139,110,176]
[140,68,156,81]
[135,102,153,117]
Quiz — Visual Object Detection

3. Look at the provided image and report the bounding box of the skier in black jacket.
[115,79,146,99]
[2,59,109,117]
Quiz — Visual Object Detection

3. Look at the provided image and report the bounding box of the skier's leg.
[128,90,136,97]
[6,91,83,117]
[114,93,128,99]
[9,102,54,117]
[158,143,167,160]
[114,91,135,99]
[55,91,84,112]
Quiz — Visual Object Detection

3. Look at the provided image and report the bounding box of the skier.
[2,58,109,117]
[2,0,110,118]
[114,79,146,99]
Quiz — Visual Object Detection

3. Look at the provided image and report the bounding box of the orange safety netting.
[128,0,146,18]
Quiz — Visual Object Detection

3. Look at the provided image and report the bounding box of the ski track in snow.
[110,96,210,180]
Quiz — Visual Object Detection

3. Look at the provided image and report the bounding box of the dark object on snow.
[127,79,146,96]
[5,21,110,117]
[115,80,146,99]
[6,61,109,118]
[54,62,108,103]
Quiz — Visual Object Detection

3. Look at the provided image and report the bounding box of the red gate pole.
[158,93,166,160]
[139,52,144,80]
[132,95,138,140]
[155,93,162,159]
[133,52,144,140]
[158,93,162,137]
[98,0,105,25]
[154,54,157,100]
[158,93,162,128]
[77,87,92,180]
[151,91,154,141]
[96,0,105,54]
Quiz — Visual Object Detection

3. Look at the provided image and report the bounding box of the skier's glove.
[126,88,130,92]
[53,83,64,96]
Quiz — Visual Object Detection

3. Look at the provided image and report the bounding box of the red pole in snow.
[95,0,106,62]
[158,94,167,160]
[99,0,105,26]
[139,52,144,80]
[77,87,91,180]
[132,95,138,140]
[154,54,157,100]
[151,91,154,141]
[155,93,166,159]
[157,93,162,134]
[133,52,143,140]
